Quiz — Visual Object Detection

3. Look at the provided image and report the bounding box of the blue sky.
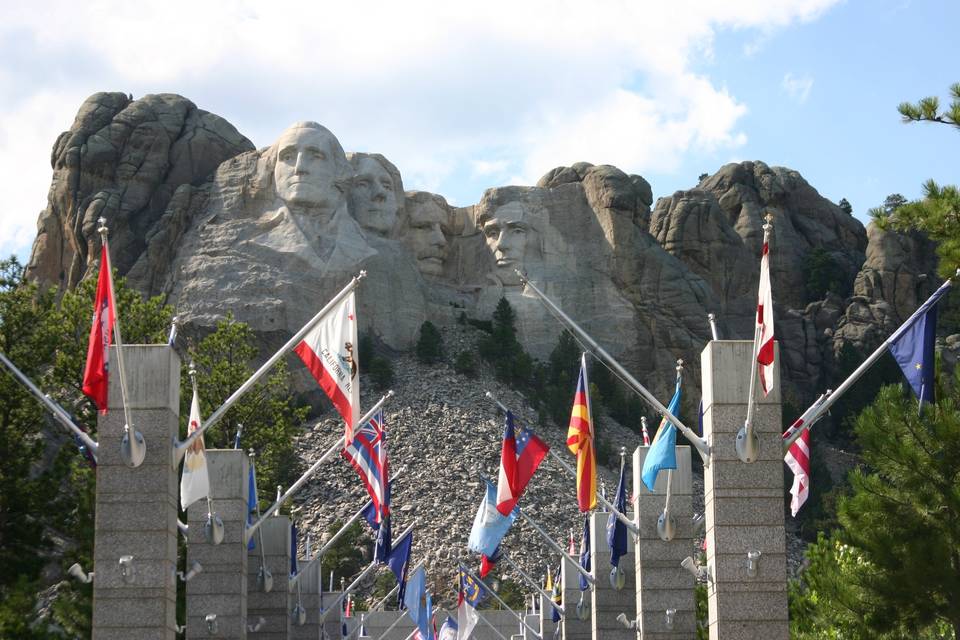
[0,0,956,262]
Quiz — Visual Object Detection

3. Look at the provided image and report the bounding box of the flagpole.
[658,360,684,541]
[246,391,394,543]
[739,215,772,465]
[518,510,595,587]
[484,392,639,535]
[499,552,564,617]
[370,559,424,611]
[174,271,367,464]
[291,465,406,589]
[707,313,720,340]
[458,563,542,639]
[0,351,99,457]
[247,450,270,588]
[517,271,711,466]
[186,363,218,523]
[782,273,957,451]
[322,521,416,620]
[98,218,141,467]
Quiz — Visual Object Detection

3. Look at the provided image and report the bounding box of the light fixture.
[609,565,626,590]
[176,561,203,582]
[657,509,676,541]
[615,612,638,629]
[120,425,147,468]
[680,556,713,586]
[204,614,218,634]
[576,591,590,621]
[665,608,676,630]
[746,550,762,577]
[204,512,224,545]
[118,555,135,584]
[735,421,759,463]
[67,563,94,583]
[257,564,273,593]
[292,603,307,626]
[247,616,266,632]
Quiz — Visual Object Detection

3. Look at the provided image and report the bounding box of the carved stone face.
[403,199,450,277]
[273,125,343,212]
[351,157,399,236]
[481,202,541,285]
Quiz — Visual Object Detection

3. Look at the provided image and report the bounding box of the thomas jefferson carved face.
[351,157,399,236]
[403,197,450,277]
[480,202,542,285]
[273,124,345,214]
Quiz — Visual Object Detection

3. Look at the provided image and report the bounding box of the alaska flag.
[362,480,393,564]
[387,528,413,607]
[496,411,549,515]
[247,465,258,550]
[468,480,518,557]
[888,281,949,403]
[606,458,628,568]
[578,514,591,591]
[641,373,683,492]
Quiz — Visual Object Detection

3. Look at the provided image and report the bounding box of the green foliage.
[883,193,908,214]
[792,373,960,638]
[367,355,395,390]
[698,172,709,182]
[185,315,307,495]
[539,331,582,426]
[454,350,478,378]
[695,582,708,640]
[803,247,849,300]
[479,576,525,611]
[320,520,371,587]
[828,343,902,445]
[838,198,853,215]
[477,298,534,386]
[897,82,960,128]
[415,321,444,364]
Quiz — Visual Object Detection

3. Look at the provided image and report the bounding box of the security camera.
[247,616,266,632]
[67,563,94,583]
[177,561,203,582]
[616,612,638,629]
[118,555,135,583]
[204,512,224,545]
[204,614,218,634]
[257,565,273,593]
[681,556,713,585]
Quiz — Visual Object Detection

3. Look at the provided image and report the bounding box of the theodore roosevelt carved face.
[402,192,451,277]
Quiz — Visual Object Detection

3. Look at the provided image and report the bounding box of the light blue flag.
[467,479,518,557]
[403,566,427,634]
[641,374,683,492]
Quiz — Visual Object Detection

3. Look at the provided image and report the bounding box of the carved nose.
[294,153,309,174]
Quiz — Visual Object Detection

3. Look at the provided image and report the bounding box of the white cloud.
[0,0,841,260]
[782,72,815,103]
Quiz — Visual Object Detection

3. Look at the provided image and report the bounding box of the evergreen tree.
[838,198,853,215]
[415,320,443,364]
[477,298,533,386]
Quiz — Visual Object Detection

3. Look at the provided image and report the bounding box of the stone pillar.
[633,445,696,638]
[540,593,559,640]
[187,450,250,638]
[360,610,412,640]
[590,510,636,640]
[289,558,320,640]
[92,345,180,640]
[247,516,292,639]
[320,590,343,639]
[523,611,541,640]
[701,341,788,639]
[561,554,592,640]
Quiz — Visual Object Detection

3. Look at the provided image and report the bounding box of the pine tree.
[415,320,443,364]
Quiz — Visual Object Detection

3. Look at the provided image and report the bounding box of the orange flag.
[567,354,596,512]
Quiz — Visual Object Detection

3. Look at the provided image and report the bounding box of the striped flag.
[567,354,596,512]
[756,219,775,395]
[341,408,389,524]
[782,398,823,516]
[496,411,549,515]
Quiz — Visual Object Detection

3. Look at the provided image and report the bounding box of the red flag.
[82,246,115,413]
[567,355,596,512]
[495,411,549,515]
[756,229,775,395]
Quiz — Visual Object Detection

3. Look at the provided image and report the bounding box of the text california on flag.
[293,291,360,441]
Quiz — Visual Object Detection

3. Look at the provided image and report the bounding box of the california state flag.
[180,388,210,509]
[82,246,115,413]
[756,231,775,395]
[293,292,360,442]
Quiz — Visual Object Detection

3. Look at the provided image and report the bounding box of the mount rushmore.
[25,91,947,406]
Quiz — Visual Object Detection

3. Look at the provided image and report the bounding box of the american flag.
[342,409,389,524]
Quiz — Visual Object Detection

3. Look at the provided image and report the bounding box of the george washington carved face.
[272,123,350,218]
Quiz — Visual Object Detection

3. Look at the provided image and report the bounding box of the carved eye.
[485,227,499,239]
[312,150,326,160]
[279,150,294,163]
[356,179,369,189]
[380,180,393,190]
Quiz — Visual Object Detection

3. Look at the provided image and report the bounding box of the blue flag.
[606,458,628,568]
[247,465,258,550]
[363,480,393,563]
[551,562,562,623]
[468,480,518,557]
[290,523,299,577]
[888,280,950,403]
[387,529,413,607]
[403,566,428,637]
[578,514,591,591]
[641,374,683,492]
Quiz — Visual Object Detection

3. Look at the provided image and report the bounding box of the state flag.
[756,225,775,395]
[179,386,210,510]
[82,246,116,413]
[567,354,596,512]
[496,410,548,515]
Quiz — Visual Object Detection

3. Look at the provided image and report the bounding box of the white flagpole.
[458,563,542,639]
[499,552,564,617]
[0,351,99,457]
[659,359,684,540]
[517,271,711,465]
[782,272,957,451]
[174,271,367,464]
[186,363,217,522]
[246,391,394,543]
[484,392,638,535]
[740,215,773,463]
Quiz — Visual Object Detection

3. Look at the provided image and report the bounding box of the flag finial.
[97,216,109,236]
[764,211,774,226]
[676,358,684,373]
[188,360,197,379]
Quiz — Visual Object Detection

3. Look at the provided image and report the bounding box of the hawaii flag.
[180,387,210,510]
[567,354,596,512]
[756,224,775,395]
[293,292,360,442]
[82,246,115,413]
